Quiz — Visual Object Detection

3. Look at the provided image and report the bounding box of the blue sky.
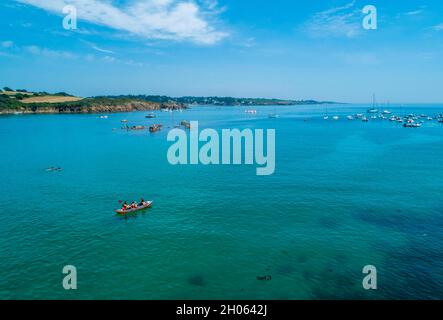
[1,0,443,103]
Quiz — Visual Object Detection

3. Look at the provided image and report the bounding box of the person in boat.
[121,201,129,211]
[130,201,138,209]
[139,198,146,206]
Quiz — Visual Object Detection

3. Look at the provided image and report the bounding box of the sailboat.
[323,104,329,120]
[381,101,392,116]
[367,94,379,113]
[268,106,279,118]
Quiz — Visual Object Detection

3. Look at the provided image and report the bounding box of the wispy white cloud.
[433,23,443,31]
[1,41,14,48]
[302,1,362,39]
[25,45,77,59]
[81,40,115,54]
[0,41,18,58]
[102,55,145,67]
[404,9,425,16]
[334,51,381,66]
[91,44,114,54]
[0,51,19,58]
[102,55,116,63]
[396,5,426,18]
[85,53,95,61]
[16,0,229,44]
[1,40,145,66]
[242,37,256,48]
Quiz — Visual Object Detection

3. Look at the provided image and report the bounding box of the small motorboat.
[332,116,339,120]
[180,121,191,129]
[145,113,156,119]
[116,201,153,215]
[404,120,421,128]
[404,123,422,128]
[128,125,146,131]
[149,124,163,132]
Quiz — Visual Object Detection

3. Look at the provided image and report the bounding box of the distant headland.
[0,87,339,115]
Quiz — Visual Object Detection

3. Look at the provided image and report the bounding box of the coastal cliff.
[0,96,186,115]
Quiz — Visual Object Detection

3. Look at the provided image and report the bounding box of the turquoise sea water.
[0,104,443,300]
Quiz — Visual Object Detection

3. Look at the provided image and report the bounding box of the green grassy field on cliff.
[0,88,161,113]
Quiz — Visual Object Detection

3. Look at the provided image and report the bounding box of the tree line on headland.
[0,87,337,115]
[97,95,334,106]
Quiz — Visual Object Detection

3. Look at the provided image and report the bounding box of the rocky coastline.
[0,101,186,115]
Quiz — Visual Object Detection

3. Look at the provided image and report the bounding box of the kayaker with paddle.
[121,201,130,211]
[116,199,152,214]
